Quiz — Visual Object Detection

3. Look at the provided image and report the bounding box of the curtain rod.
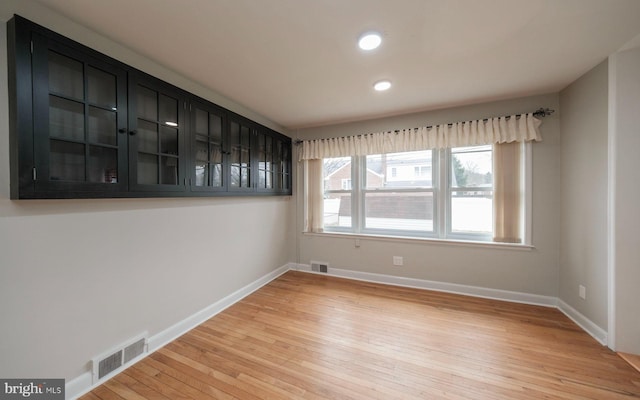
[294,107,555,145]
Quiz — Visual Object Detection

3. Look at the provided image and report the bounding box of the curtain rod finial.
[534,107,555,118]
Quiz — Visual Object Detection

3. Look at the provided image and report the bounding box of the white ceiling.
[34,0,640,129]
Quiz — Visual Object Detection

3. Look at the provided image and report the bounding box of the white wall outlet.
[579,285,586,300]
[393,256,404,266]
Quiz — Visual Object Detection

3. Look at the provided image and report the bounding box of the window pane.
[451,145,492,188]
[366,151,432,189]
[365,192,434,232]
[323,157,351,191]
[324,193,352,228]
[451,190,493,234]
[323,157,352,228]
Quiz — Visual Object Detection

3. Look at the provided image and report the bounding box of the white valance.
[300,113,542,160]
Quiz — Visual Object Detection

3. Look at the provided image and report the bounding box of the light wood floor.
[80,271,640,399]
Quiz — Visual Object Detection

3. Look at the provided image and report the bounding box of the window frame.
[321,143,531,245]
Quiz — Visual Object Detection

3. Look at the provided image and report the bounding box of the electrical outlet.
[393,256,403,266]
[579,285,586,300]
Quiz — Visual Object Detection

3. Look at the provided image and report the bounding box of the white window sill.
[302,231,534,251]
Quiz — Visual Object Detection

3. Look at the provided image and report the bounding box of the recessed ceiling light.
[358,32,382,51]
[374,80,391,91]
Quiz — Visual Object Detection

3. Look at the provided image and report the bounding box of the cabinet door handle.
[129,130,137,136]
[118,128,127,134]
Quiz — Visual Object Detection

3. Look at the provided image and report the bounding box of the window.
[322,144,527,243]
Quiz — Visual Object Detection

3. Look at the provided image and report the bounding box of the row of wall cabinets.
[8,15,292,199]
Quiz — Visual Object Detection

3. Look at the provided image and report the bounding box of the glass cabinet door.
[257,129,292,194]
[191,101,226,191]
[279,139,292,193]
[228,115,254,191]
[129,75,186,192]
[31,34,128,194]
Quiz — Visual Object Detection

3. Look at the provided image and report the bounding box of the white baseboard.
[291,263,557,307]
[66,264,290,400]
[557,299,608,345]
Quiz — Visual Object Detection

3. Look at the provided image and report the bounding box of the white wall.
[295,94,561,297]
[609,46,640,354]
[558,61,608,330]
[0,1,295,382]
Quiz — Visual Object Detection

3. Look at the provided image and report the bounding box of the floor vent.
[311,261,329,273]
[92,333,148,384]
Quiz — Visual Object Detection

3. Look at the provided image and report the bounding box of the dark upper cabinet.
[7,15,292,199]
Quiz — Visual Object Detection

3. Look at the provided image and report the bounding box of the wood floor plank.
[80,271,640,399]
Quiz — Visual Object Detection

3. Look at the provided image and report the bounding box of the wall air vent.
[92,333,148,384]
[97,351,122,380]
[311,261,329,273]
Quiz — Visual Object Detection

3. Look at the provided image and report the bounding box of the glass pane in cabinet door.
[266,171,272,188]
[50,140,85,181]
[195,162,207,186]
[49,96,84,141]
[230,147,240,165]
[160,126,178,155]
[137,120,158,153]
[230,165,240,187]
[211,164,222,187]
[195,108,208,135]
[265,136,272,164]
[210,145,222,163]
[137,86,157,121]
[88,107,117,146]
[160,156,179,185]
[241,126,250,147]
[230,122,240,145]
[88,146,118,183]
[137,153,158,184]
[241,148,250,167]
[240,168,250,187]
[48,51,83,100]
[258,137,266,167]
[210,114,222,143]
[87,66,116,109]
[259,170,265,188]
[195,139,208,162]
[159,94,178,127]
